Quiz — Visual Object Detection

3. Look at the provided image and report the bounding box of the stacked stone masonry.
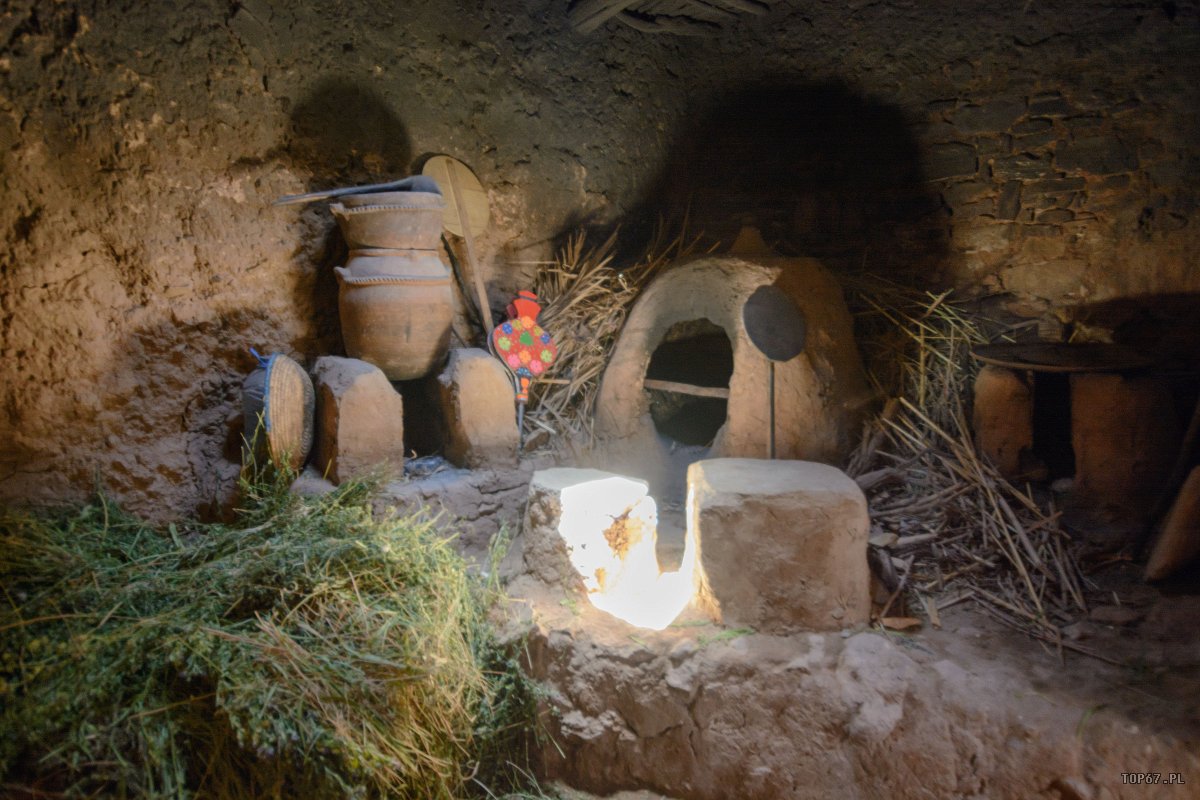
[920,84,1196,304]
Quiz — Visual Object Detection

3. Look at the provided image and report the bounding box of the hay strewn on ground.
[0,471,538,799]
[842,275,1093,658]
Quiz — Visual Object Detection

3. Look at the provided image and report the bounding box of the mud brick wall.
[1,0,1196,517]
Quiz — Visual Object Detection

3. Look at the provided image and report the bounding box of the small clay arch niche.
[644,318,733,446]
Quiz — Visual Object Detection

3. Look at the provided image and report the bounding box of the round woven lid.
[264,354,315,470]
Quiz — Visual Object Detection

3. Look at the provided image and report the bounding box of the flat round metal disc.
[743,285,806,362]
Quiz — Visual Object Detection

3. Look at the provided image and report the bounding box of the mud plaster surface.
[1,0,1197,519]
[505,575,1200,800]
[325,461,1200,798]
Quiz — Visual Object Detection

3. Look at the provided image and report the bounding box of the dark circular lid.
[742,285,807,362]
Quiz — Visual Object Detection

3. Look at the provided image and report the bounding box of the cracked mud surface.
[3,1,1198,518]
[507,575,1199,800]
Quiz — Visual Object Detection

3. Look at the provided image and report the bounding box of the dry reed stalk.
[843,274,1088,646]
[523,225,708,447]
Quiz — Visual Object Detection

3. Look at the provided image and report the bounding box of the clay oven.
[592,252,869,495]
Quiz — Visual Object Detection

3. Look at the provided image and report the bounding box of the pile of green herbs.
[0,472,539,799]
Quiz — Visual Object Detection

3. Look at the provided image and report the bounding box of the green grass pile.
[0,473,538,799]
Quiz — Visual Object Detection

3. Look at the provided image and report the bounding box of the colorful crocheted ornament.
[490,290,557,439]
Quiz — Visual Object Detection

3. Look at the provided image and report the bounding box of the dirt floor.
[929,591,1200,747]
[650,504,1200,754]
[299,447,1200,798]
[365,459,1198,799]
[665,515,1200,747]
[509,570,1199,800]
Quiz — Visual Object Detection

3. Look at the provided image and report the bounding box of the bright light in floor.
[556,475,694,631]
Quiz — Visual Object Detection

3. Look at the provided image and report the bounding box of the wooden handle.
[643,378,730,399]
[443,164,495,334]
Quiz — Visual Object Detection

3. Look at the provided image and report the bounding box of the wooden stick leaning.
[442,163,494,335]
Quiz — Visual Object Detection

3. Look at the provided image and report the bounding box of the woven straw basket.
[242,353,315,470]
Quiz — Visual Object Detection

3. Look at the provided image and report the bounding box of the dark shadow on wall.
[286,78,414,186]
[586,80,950,278]
[1065,293,1200,373]
[284,79,417,357]
[300,219,348,359]
[74,308,296,523]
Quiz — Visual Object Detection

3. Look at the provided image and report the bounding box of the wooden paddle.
[422,156,494,334]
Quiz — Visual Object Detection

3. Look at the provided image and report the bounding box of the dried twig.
[843,274,1087,646]
[523,226,705,449]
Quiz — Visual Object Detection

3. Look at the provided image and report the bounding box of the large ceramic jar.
[334,262,453,381]
[330,189,453,380]
[331,191,445,250]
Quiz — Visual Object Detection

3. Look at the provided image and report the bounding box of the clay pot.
[335,263,453,380]
[331,191,445,250]
[344,247,445,278]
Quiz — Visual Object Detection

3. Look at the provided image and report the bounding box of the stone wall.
[0,0,1195,516]
[645,2,1200,307]
[930,80,1197,307]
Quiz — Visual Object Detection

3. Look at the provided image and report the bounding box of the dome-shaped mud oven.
[593,254,869,497]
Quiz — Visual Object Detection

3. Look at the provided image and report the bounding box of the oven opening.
[644,319,733,446]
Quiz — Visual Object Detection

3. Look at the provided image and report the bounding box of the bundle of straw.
[523,226,705,448]
[843,276,1093,659]
[0,473,539,798]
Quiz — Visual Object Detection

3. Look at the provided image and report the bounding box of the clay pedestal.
[972,365,1034,479]
[687,458,870,632]
[1070,373,1179,521]
[312,356,405,484]
[437,348,518,469]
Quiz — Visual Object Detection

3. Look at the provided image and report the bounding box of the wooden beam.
[710,0,768,14]
[643,378,730,398]
[569,0,641,33]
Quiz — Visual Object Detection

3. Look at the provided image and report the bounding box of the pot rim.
[332,198,445,214]
[347,247,442,257]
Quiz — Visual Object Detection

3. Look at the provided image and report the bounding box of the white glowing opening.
[557,476,695,630]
